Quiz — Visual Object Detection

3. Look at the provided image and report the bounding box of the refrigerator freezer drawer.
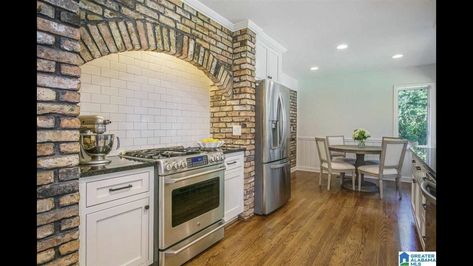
[254,159,291,215]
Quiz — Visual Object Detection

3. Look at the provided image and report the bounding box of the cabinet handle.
[412,160,416,163]
[144,205,149,210]
[416,166,421,170]
[109,184,132,192]
[268,75,272,79]
[422,203,427,210]
[227,161,237,165]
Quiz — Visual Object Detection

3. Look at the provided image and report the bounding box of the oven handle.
[164,222,225,255]
[164,167,226,184]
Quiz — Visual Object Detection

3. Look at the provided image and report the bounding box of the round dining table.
[328,145,382,192]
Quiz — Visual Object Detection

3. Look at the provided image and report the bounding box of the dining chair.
[364,136,401,165]
[315,137,356,190]
[357,138,408,199]
[326,135,355,164]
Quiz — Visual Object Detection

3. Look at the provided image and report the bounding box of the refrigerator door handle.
[270,161,290,169]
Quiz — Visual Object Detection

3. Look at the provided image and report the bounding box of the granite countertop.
[80,156,155,178]
[410,147,436,177]
[220,145,246,154]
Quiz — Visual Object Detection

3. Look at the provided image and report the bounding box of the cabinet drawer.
[86,171,150,207]
[225,156,243,171]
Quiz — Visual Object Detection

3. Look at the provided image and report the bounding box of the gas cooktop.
[120,146,225,175]
[121,146,202,159]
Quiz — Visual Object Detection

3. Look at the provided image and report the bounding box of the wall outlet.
[232,125,242,136]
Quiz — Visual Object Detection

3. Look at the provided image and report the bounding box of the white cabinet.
[267,49,280,81]
[256,40,280,81]
[410,161,426,250]
[223,152,244,223]
[80,167,154,266]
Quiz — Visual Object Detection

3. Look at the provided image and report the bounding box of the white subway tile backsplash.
[110,79,127,89]
[91,75,110,86]
[90,94,110,104]
[80,51,210,151]
[101,104,118,113]
[110,96,126,105]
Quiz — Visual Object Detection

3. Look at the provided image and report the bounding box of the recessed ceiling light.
[392,54,404,59]
[310,66,319,71]
[336,43,348,50]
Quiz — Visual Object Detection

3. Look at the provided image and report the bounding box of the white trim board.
[293,167,412,183]
[182,1,288,54]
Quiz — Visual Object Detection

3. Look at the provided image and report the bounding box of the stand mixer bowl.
[80,133,118,165]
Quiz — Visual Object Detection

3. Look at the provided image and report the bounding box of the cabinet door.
[86,198,151,266]
[256,41,268,80]
[224,168,244,222]
[267,49,279,81]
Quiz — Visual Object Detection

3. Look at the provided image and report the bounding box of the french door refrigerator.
[254,79,291,215]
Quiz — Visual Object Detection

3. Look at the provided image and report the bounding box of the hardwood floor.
[185,171,421,266]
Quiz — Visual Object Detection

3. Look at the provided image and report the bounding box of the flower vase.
[357,140,366,148]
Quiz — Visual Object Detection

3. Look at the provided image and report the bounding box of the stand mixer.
[79,115,120,165]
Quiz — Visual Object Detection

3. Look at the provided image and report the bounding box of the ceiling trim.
[183,0,287,53]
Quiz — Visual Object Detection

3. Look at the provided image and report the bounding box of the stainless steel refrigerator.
[254,79,291,215]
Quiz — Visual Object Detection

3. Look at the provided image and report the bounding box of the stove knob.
[172,162,178,170]
[179,161,187,168]
[165,163,172,171]
[209,155,215,162]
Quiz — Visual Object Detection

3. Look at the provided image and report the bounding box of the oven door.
[159,164,225,249]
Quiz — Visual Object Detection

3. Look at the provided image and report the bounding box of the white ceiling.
[199,0,436,80]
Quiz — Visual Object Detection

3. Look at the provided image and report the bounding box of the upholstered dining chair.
[315,137,356,190]
[364,136,402,165]
[326,135,355,164]
[357,138,408,199]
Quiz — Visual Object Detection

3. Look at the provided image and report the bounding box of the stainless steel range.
[121,146,225,266]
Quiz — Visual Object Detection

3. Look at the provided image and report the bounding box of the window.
[394,84,435,147]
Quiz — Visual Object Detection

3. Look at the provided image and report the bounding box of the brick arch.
[78,19,233,97]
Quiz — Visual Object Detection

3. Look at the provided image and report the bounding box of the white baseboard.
[293,166,412,183]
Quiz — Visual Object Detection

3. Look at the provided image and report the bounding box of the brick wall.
[211,28,256,218]
[289,90,297,169]
[80,51,212,151]
[37,0,257,264]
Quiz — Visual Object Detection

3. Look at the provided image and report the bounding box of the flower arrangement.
[352,128,370,147]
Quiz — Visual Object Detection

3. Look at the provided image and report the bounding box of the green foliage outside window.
[398,88,429,146]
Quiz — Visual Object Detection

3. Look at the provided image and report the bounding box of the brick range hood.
[37,0,296,264]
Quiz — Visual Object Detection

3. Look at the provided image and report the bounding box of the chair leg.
[379,178,383,199]
[396,174,402,200]
[358,171,362,191]
[319,168,323,186]
[352,171,356,190]
[327,172,332,190]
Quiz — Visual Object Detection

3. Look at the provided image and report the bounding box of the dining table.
[328,144,382,192]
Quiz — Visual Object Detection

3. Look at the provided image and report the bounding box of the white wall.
[80,51,212,155]
[296,64,436,178]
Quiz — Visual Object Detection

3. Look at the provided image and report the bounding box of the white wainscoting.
[295,136,413,182]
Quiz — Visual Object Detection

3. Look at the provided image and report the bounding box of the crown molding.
[182,0,287,54]
[182,0,234,30]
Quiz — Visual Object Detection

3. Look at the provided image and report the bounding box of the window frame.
[393,83,435,148]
